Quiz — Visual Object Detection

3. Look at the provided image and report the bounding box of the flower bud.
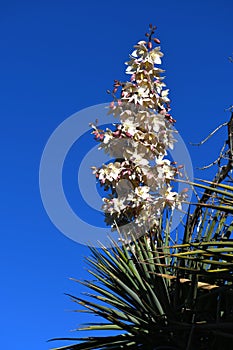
[130,74,136,82]
[160,109,166,115]
[153,38,160,44]
[147,41,152,49]
[182,188,189,193]
[113,130,121,137]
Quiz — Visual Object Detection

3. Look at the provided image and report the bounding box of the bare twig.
[225,105,233,112]
[190,122,227,146]
[197,142,227,170]
[188,112,233,238]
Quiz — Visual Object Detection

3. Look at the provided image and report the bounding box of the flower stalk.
[91,25,185,241]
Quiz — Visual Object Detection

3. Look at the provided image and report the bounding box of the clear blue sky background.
[1,1,233,349]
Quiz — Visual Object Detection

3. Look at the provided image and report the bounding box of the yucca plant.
[50,180,233,350]
[50,25,233,349]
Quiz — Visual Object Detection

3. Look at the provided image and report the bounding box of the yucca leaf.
[177,179,233,199]
[195,178,233,191]
[172,241,233,248]
[50,333,138,350]
[79,324,122,331]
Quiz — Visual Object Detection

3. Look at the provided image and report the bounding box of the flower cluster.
[91,25,186,240]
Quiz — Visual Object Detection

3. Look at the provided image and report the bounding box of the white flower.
[103,132,113,144]
[148,47,163,64]
[137,85,150,98]
[156,186,180,210]
[156,157,176,179]
[135,186,150,200]
[122,120,138,136]
[112,197,127,214]
[124,148,149,167]
[161,89,170,103]
[98,162,121,182]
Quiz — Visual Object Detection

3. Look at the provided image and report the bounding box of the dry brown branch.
[190,122,227,146]
[197,141,227,170]
[188,111,233,238]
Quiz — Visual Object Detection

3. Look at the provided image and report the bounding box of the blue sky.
[1,0,233,349]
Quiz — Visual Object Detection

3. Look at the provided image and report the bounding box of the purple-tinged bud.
[147,42,152,50]
[182,188,189,193]
[113,130,121,137]
[160,109,167,115]
[153,38,160,44]
[130,74,136,82]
